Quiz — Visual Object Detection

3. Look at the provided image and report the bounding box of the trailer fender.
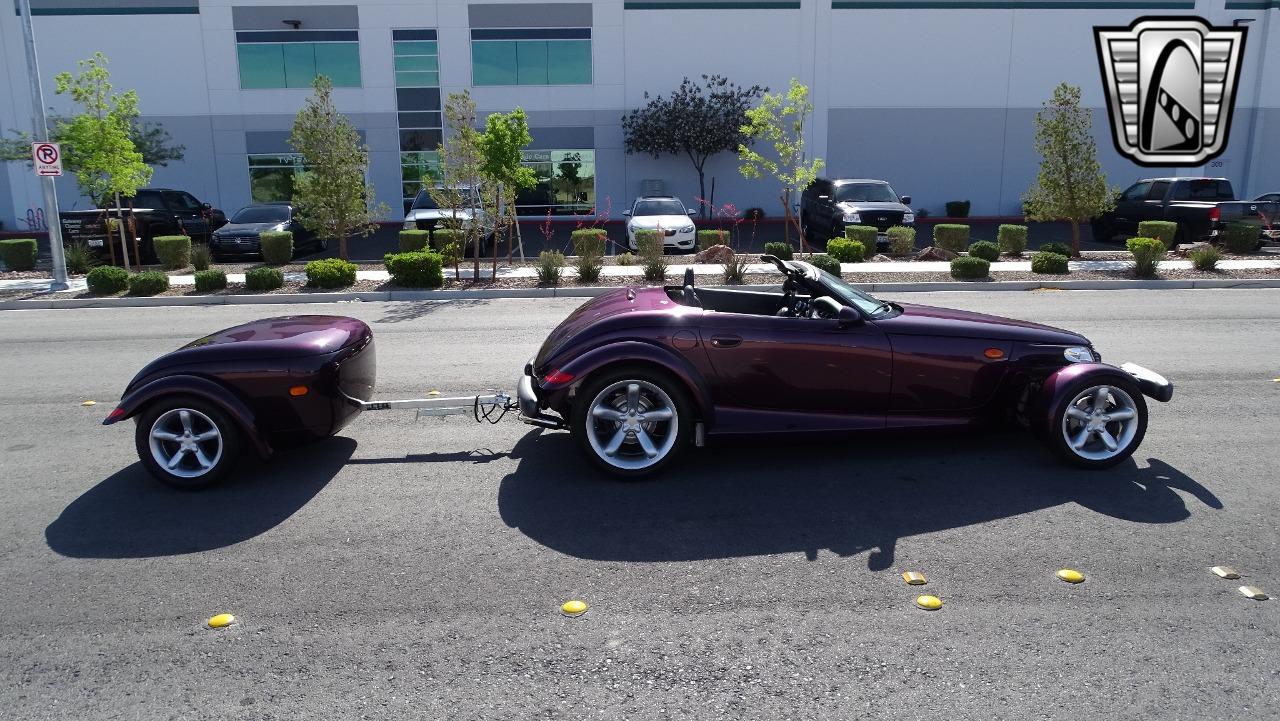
[103,374,272,459]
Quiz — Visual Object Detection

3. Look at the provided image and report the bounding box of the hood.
[215,221,285,235]
[534,287,687,371]
[629,215,693,230]
[837,201,909,212]
[875,302,1088,344]
[406,208,474,222]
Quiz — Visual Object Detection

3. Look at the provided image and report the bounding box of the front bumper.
[1121,362,1174,403]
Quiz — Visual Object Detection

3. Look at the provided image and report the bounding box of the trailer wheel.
[134,396,241,489]
[572,367,692,479]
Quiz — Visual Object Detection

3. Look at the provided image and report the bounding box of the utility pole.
[17,0,69,290]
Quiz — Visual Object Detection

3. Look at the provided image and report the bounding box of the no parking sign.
[32,142,62,176]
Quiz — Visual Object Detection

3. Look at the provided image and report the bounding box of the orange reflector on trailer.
[289,386,309,397]
[984,348,1005,359]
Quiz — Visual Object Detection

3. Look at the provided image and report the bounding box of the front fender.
[547,340,714,424]
[1031,363,1142,437]
[103,374,272,459]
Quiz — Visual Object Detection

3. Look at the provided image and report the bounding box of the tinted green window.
[394,41,437,56]
[472,42,517,85]
[394,55,438,72]
[282,44,316,88]
[516,41,548,85]
[547,41,591,84]
[238,44,285,89]
[316,43,361,87]
[395,71,439,87]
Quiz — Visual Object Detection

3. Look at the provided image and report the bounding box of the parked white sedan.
[624,196,698,252]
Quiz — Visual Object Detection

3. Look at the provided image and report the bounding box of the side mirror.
[622,210,631,217]
[201,202,212,210]
[837,306,862,328]
[900,195,912,205]
[688,209,697,216]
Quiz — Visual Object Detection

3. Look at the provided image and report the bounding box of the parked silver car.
[623,196,697,252]
[402,186,496,242]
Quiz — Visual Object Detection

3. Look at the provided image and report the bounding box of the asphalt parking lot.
[1,289,1278,719]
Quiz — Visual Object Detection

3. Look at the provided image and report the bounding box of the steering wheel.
[776,277,798,317]
[809,296,842,320]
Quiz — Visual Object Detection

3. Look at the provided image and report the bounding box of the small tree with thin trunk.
[433,91,492,280]
[737,78,823,253]
[623,75,766,218]
[290,75,388,260]
[1023,82,1117,257]
[478,107,537,274]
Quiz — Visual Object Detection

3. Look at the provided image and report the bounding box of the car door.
[1112,181,1152,234]
[164,191,209,239]
[698,310,893,433]
[1138,180,1171,224]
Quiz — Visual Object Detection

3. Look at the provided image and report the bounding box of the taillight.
[103,407,126,425]
[1208,207,1220,222]
[543,370,575,385]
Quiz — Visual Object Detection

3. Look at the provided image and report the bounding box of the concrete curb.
[4,277,1280,311]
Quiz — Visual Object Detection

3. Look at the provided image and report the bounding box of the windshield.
[231,206,290,223]
[412,188,481,210]
[410,191,440,210]
[633,199,686,216]
[835,183,899,203]
[809,265,892,316]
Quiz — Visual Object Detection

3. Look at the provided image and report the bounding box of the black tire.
[571,365,694,479]
[1045,376,1147,470]
[134,395,241,489]
[1091,218,1114,243]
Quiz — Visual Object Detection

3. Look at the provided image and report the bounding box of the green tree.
[289,75,388,260]
[51,52,152,269]
[432,91,489,279]
[737,78,823,253]
[1,120,183,167]
[623,75,766,218]
[1023,82,1118,257]
[478,107,537,272]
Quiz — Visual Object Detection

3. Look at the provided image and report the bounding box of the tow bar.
[341,390,567,429]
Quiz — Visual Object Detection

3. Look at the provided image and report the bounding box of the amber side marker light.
[289,385,309,397]
[984,348,1005,359]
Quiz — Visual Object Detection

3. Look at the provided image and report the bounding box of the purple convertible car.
[106,256,1171,486]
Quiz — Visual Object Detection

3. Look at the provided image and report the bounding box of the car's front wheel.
[1047,378,1147,469]
[572,367,692,478]
[134,396,241,489]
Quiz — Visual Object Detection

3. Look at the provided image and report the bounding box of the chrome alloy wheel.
[585,380,679,471]
[148,408,224,479]
[1060,384,1139,462]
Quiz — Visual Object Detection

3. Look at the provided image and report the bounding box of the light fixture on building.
[283,19,302,29]
[1232,18,1255,27]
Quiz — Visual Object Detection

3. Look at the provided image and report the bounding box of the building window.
[236,30,361,89]
[394,29,444,211]
[248,154,306,202]
[470,28,591,86]
[516,150,594,215]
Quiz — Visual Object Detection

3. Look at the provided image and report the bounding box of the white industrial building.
[1,0,1277,232]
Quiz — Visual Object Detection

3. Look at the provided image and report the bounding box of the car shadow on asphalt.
[496,429,1221,570]
[44,437,357,559]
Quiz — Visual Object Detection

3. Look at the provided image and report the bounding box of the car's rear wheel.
[1047,378,1147,469]
[134,396,241,489]
[572,367,692,478]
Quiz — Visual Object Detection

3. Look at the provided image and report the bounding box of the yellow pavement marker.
[1238,586,1269,601]
[1211,566,1241,579]
[206,613,235,628]
[915,595,942,611]
[427,390,440,396]
[561,600,588,617]
[1056,569,1085,584]
[81,400,96,406]
[902,571,927,586]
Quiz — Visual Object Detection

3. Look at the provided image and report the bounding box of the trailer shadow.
[45,437,356,559]
[497,430,1219,570]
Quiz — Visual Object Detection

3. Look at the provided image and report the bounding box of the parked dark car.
[799,178,914,249]
[210,203,323,261]
[102,316,375,488]
[1089,177,1273,247]
[517,257,1172,477]
[60,188,227,265]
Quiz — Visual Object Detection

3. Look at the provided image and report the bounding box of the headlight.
[1063,346,1097,363]
[843,212,861,223]
[678,224,695,233]
[903,212,915,223]
[402,220,414,230]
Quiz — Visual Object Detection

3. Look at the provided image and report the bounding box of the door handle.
[710,335,742,348]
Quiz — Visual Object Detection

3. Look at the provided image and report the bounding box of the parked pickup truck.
[60,188,227,265]
[1090,177,1277,248]
[799,178,914,250]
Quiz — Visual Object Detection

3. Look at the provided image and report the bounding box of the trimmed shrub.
[64,241,97,274]
[933,224,970,253]
[260,231,294,265]
[809,254,842,276]
[1189,245,1221,271]
[722,253,748,285]
[572,228,608,258]
[1040,241,1072,257]
[945,200,971,218]
[949,257,990,279]
[305,258,357,288]
[194,269,227,292]
[886,225,916,255]
[616,252,637,266]
[86,265,129,295]
[1031,251,1069,274]
[827,237,865,263]
[844,225,878,251]
[997,224,1028,256]
[399,229,430,253]
[0,238,38,271]
[1137,220,1179,249]
[1220,222,1259,254]
[153,235,192,270]
[245,266,284,291]
[636,230,664,258]
[128,270,169,296]
[384,250,444,288]
[967,240,1000,262]
[535,250,565,286]
[697,229,728,251]
[190,243,212,271]
[762,241,793,261]
[1127,236,1165,277]
[431,228,462,252]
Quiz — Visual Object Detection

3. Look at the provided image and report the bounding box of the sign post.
[17,0,69,291]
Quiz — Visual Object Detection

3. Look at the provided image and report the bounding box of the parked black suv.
[800,178,914,248]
